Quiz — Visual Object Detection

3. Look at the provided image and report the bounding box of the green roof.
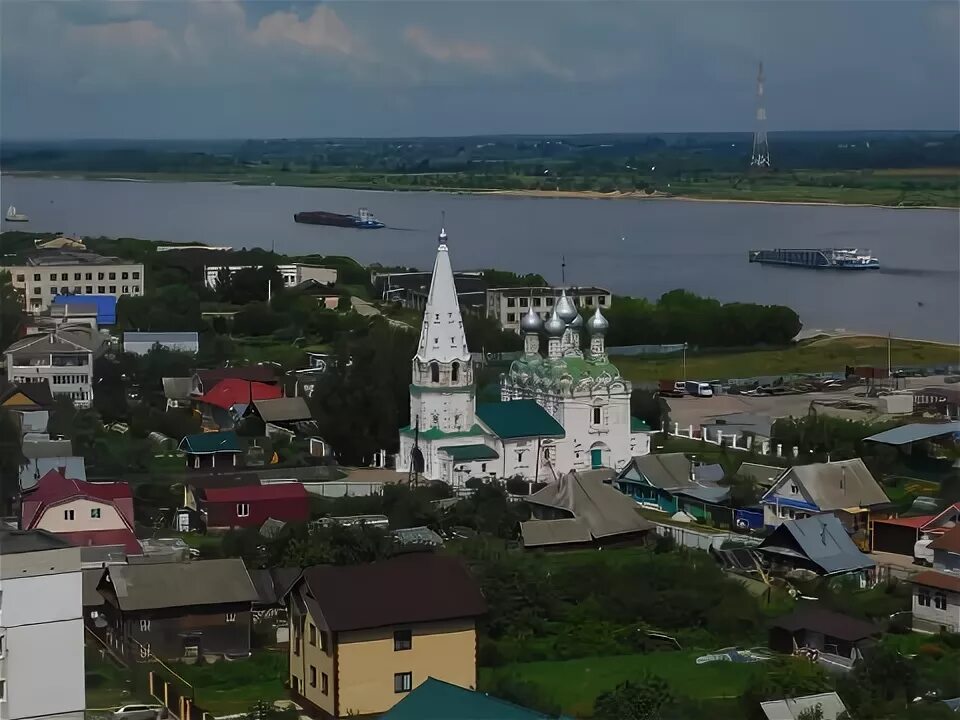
[441,444,500,461]
[179,431,241,454]
[476,400,565,440]
[399,424,487,441]
[381,678,562,720]
[631,416,652,432]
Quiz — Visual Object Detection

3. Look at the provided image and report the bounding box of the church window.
[507,298,516,308]
[451,362,460,382]
[507,313,516,323]
[592,407,602,425]
[430,363,440,383]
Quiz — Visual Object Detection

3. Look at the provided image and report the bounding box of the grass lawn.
[174,650,287,716]
[480,651,763,717]
[85,646,148,711]
[614,336,960,383]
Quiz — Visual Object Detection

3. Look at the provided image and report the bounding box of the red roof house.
[872,502,960,557]
[20,469,140,554]
[197,379,283,411]
[200,481,310,530]
[192,367,278,396]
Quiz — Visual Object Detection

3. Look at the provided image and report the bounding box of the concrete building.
[3,248,144,313]
[204,263,337,290]
[486,286,612,334]
[5,326,106,408]
[0,530,86,720]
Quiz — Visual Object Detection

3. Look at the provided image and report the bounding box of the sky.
[1,0,958,140]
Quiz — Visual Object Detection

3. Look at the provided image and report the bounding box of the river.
[2,175,958,342]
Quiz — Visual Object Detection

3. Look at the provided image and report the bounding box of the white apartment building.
[5,327,104,409]
[0,530,85,720]
[3,249,144,313]
[203,263,337,290]
[486,286,613,333]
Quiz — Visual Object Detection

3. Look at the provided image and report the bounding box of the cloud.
[251,5,356,56]
[404,25,493,67]
[67,18,173,51]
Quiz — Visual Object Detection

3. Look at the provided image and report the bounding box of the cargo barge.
[749,248,879,270]
[293,207,384,229]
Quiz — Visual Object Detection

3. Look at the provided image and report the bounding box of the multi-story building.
[4,326,105,408]
[203,263,337,290]
[486,285,612,334]
[0,530,85,720]
[3,249,145,313]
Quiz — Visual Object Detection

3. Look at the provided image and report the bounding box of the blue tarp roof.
[52,294,117,325]
[865,421,960,446]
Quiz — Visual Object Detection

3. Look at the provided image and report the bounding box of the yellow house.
[285,553,487,719]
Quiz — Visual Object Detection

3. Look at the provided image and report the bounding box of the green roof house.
[381,677,568,720]
[178,431,242,471]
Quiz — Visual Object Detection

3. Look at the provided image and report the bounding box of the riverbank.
[5,170,958,209]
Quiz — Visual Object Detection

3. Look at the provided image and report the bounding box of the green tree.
[594,675,674,720]
[0,409,25,514]
[742,658,832,720]
[0,270,25,349]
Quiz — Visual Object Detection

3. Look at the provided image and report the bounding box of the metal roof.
[476,400,565,440]
[759,514,875,575]
[760,692,848,720]
[104,558,258,611]
[865,421,960,445]
[381,677,562,720]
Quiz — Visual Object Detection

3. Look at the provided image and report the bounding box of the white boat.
[5,205,29,222]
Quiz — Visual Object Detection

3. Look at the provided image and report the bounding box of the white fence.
[649,520,761,551]
[302,481,384,498]
[669,422,798,459]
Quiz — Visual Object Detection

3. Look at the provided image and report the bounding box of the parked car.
[112,705,162,720]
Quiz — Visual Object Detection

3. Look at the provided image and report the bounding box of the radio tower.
[750,62,771,168]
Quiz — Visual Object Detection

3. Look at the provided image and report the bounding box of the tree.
[0,409,25,514]
[594,675,674,720]
[742,658,832,720]
[0,270,25,349]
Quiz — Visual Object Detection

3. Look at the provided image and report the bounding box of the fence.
[647,520,761,551]
[668,422,799,459]
[607,343,689,356]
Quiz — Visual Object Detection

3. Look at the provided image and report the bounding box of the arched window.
[451,362,460,382]
[430,362,440,383]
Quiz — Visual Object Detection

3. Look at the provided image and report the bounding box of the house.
[250,567,301,643]
[614,453,729,524]
[930,525,960,572]
[768,604,880,667]
[18,455,85,492]
[911,570,960,633]
[191,366,279,396]
[380,677,567,719]
[123,331,199,356]
[284,552,486,719]
[95,559,258,662]
[0,379,54,410]
[248,396,316,437]
[736,462,786,489]
[0,530,85,720]
[760,691,849,720]
[195,377,284,429]
[757,514,875,579]
[4,326,106,408]
[199,482,310,530]
[871,502,960,558]
[521,470,655,550]
[760,458,890,546]
[20,469,140,554]
[179,430,243,471]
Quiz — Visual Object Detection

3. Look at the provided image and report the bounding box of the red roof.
[196,367,277,388]
[198,379,282,410]
[874,515,936,529]
[912,569,960,593]
[930,525,960,553]
[21,470,134,528]
[203,482,308,503]
[58,528,141,555]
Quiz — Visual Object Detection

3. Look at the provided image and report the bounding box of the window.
[73,286,81,294]
[790,484,799,494]
[133,271,141,279]
[592,407,602,425]
[934,592,947,611]
[74,273,81,281]
[49,287,57,295]
[319,629,328,651]
[236,503,250,517]
[109,286,116,294]
[918,589,931,607]
[394,672,412,694]
[33,273,41,281]
[451,362,460,382]
[533,297,542,307]
[140,619,151,631]
[98,272,105,280]
[109,272,116,280]
[225,613,237,623]
[61,287,69,294]
[309,623,317,646]
[183,644,199,659]
[64,509,75,521]
[49,273,57,281]
[33,288,41,295]
[98,286,105,294]
[61,273,69,281]
[506,312,516,323]
[139,643,151,659]
[122,271,129,279]
[599,295,607,306]
[0,678,6,701]
[321,672,329,695]
[15,274,24,282]
[85,272,92,280]
[90,508,101,519]
[309,666,317,688]
[480,462,488,472]
[506,297,516,308]
[86,286,93,294]
[430,363,439,383]
[519,297,529,307]
[394,629,412,651]
[122,286,129,294]
[133,285,140,293]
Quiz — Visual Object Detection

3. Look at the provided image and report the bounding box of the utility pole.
[887,332,893,389]
[750,62,771,168]
[683,342,688,382]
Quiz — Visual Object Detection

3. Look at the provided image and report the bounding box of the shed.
[200,482,310,529]
[768,604,880,662]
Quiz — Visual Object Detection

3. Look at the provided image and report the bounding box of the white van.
[684,381,714,397]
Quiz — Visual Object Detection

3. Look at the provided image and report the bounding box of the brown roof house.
[768,604,880,670]
[94,559,258,662]
[284,553,486,719]
[522,470,655,550]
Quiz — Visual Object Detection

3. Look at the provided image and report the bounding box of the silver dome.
[587,307,609,335]
[555,290,578,323]
[520,307,544,333]
[570,313,584,329]
[544,310,566,336]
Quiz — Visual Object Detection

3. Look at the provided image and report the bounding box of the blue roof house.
[615,452,730,523]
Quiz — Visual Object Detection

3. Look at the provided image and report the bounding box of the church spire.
[415,227,470,364]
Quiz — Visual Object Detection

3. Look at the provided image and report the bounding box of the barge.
[293,207,384,229]
[749,248,879,270]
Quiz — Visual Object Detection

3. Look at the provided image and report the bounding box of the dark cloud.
[1,0,957,139]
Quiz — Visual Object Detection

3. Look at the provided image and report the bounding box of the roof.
[5,327,102,355]
[760,692,848,720]
[476,400,565,439]
[865,421,960,446]
[0,529,73,555]
[0,380,53,407]
[759,514,875,575]
[912,570,960,593]
[414,238,470,365]
[82,568,106,607]
[124,332,199,344]
[381,677,560,720]
[252,396,312,423]
[770,459,889,511]
[185,473,261,490]
[198,378,283,409]
[162,377,193,401]
[179,430,242,454]
[249,567,301,606]
[22,438,73,459]
[51,295,117,325]
[523,470,654,546]
[59,528,141,555]
[103,559,258,611]
[19,456,86,491]
[441,444,500,461]
[393,526,444,547]
[203,482,308,504]
[874,514,937,529]
[297,553,486,631]
[196,366,278,387]
[520,517,594,547]
[769,604,880,642]
[620,453,725,492]
[737,462,785,488]
[21,469,133,529]
[929,525,960,553]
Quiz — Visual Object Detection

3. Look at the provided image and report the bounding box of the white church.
[396,228,652,488]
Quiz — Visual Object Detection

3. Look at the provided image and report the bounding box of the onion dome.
[570,313,584,330]
[587,307,609,335]
[520,307,544,333]
[555,290,578,324]
[545,310,566,336]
